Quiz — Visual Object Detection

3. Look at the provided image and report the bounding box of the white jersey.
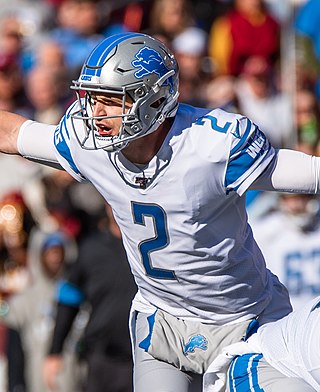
[256,296,320,391]
[53,102,291,324]
[252,211,320,310]
[203,297,320,392]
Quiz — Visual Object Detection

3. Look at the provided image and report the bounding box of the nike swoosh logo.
[231,120,241,138]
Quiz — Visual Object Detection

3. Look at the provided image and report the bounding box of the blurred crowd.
[1,0,320,391]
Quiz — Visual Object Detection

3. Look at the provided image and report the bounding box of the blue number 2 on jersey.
[132,202,176,280]
[195,115,232,134]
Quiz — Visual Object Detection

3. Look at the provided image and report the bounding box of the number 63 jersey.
[53,102,290,325]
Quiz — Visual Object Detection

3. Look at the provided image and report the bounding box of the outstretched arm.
[0,110,29,154]
[251,149,320,194]
[0,110,62,169]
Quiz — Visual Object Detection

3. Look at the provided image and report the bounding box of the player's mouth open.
[97,126,112,136]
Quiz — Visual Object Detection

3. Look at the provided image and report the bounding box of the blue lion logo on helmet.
[183,334,208,356]
[132,46,174,93]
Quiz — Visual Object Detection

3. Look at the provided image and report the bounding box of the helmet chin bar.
[70,69,178,152]
[70,98,137,152]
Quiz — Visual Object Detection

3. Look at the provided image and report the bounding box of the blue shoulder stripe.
[225,146,270,188]
[54,119,81,175]
[225,131,270,188]
[230,119,254,157]
[56,280,85,307]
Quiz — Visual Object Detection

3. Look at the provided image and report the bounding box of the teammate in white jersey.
[251,192,320,310]
[205,296,320,392]
[0,32,319,391]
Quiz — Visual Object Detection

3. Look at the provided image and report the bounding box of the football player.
[251,192,320,310]
[204,296,320,392]
[0,32,318,391]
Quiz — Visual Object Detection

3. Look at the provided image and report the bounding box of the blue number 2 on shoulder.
[195,115,232,134]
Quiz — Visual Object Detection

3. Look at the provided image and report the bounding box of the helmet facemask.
[71,85,138,151]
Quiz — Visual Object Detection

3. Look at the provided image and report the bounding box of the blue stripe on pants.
[229,354,264,392]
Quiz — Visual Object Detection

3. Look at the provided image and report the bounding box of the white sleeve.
[17,120,62,169]
[251,149,320,193]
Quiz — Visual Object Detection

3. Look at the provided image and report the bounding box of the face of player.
[89,93,132,138]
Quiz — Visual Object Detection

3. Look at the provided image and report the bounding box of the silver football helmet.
[70,32,179,152]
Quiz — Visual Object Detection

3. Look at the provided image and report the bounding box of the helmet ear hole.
[151,97,165,109]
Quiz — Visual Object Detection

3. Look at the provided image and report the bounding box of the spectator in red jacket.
[209,0,280,76]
